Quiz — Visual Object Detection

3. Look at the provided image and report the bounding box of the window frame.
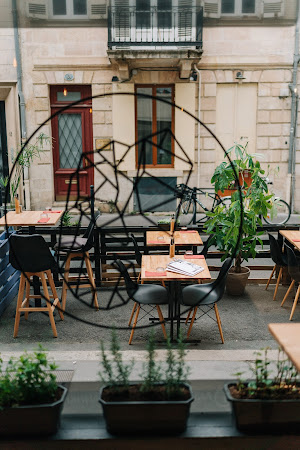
[49,0,88,19]
[135,84,175,169]
[221,0,258,16]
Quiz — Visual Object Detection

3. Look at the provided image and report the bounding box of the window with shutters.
[221,0,258,15]
[109,0,202,48]
[50,0,88,18]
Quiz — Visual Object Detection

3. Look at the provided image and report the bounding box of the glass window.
[242,0,255,13]
[58,114,83,169]
[57,91,81,102]
[53,0,66,15]
[157,0,172,29]
[136,0,151,28]
[136,86,174,168]
[221,0,235,14]
[73,0,87,15]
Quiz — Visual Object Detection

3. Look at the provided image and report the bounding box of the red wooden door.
[50,86,93,200]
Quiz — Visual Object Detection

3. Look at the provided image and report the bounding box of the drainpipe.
[288,0,300,212]
[12,0,30,209]
[194,66,201,188]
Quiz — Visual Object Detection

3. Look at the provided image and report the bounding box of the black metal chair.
[266,234,287,300]
[9,234,64,338]
[114,259,168,345]
[199,235,214,259]
[55,211,100,311]
[181,258,232,342]
[281,245,300,320]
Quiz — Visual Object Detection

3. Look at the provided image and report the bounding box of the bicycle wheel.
[218,196,232,211]
[176,199,196,225]
[263,198,291,225]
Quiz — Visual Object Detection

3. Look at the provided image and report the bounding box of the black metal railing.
[108,6,203,49]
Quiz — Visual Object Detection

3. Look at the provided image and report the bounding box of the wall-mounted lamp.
[235,71,246,82]
[279,87,290,99]
[189,69,198,81]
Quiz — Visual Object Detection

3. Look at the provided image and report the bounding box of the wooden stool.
[61,251,99,311]
[14,270,64,338]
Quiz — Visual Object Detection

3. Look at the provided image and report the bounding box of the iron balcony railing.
[108,6,203,49]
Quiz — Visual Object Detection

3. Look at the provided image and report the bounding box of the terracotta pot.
[226,266,250,296]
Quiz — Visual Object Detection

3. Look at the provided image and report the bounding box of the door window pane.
[156,87,172,165]
[58,114,83,169]
[221,0,235,13]
[57,91,81,102]
[137,88,153,166]
[242,0,255,13]
[136,0,151,28]
[53,0,66,15]
[73,0,87,15]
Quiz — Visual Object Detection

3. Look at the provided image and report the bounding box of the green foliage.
[9,133,51,200]
[140,331,162,392]
[0,345,58,409]
[235,347,299,399]
[99,329,134,391]
[99,330,190,397]
[205,142,273,272]
[164,330,190,398]
[61,211,73,227]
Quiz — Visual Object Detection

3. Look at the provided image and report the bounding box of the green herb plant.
[99,330,190,400]
[233,347,299,400]
[0,345,58,409]
[205,142,274,273]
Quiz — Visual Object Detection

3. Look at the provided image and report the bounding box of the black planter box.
[99,383,194,435]
[0,385,67,436]
[224,382,300,433]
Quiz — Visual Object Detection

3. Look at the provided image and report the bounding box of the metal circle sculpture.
[5,91,243,336]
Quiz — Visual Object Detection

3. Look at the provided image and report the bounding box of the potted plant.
[205,143,273,295]
[224,347,300,433]
[157,217,180,231]
[99,330,193,434]
[0,345,67,436]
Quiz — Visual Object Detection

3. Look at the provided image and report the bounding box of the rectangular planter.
[0,385,67,436]
[99,383,194,435]
[224,382,300,433]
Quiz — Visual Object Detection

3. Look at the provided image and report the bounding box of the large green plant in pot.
[205,143,273,295]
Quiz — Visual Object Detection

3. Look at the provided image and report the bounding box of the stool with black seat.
[181,258,232,343]
[55,211,100,311]
[266,233,287,301]
[281,244,300,320]
[114,259,168,345]
[9,234,64,338]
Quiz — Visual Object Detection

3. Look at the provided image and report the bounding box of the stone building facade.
[0,0,299,212]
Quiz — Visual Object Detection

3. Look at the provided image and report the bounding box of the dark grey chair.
[181,258,232,342]
[281,244,300,320]
[54,211,100,311]
[9,234,64,338]
[266,233,287,301]
[114,259,169,345]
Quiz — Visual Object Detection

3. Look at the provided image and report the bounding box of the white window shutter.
[178,0,195,41]
[262,0,284,18]
[88,0,107,19]
[26,0,48,19]
[202,0,221,18]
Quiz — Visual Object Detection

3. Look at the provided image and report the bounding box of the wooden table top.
[141,254,211,281]
[279,230,300,251]
[146,230,203,246]
[0,210,64,227]
[268,323,300,372]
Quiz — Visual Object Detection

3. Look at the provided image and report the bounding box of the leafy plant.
[9,133,51,201]
[0,345,58,409]
[99,330,190,399]
[99,329,134,391]
[140,331,162,392]
[233,347,299,400]
[205,142,273,272]
[61,211,73,227]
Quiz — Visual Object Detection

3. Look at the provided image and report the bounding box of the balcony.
[107,5,203,80]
